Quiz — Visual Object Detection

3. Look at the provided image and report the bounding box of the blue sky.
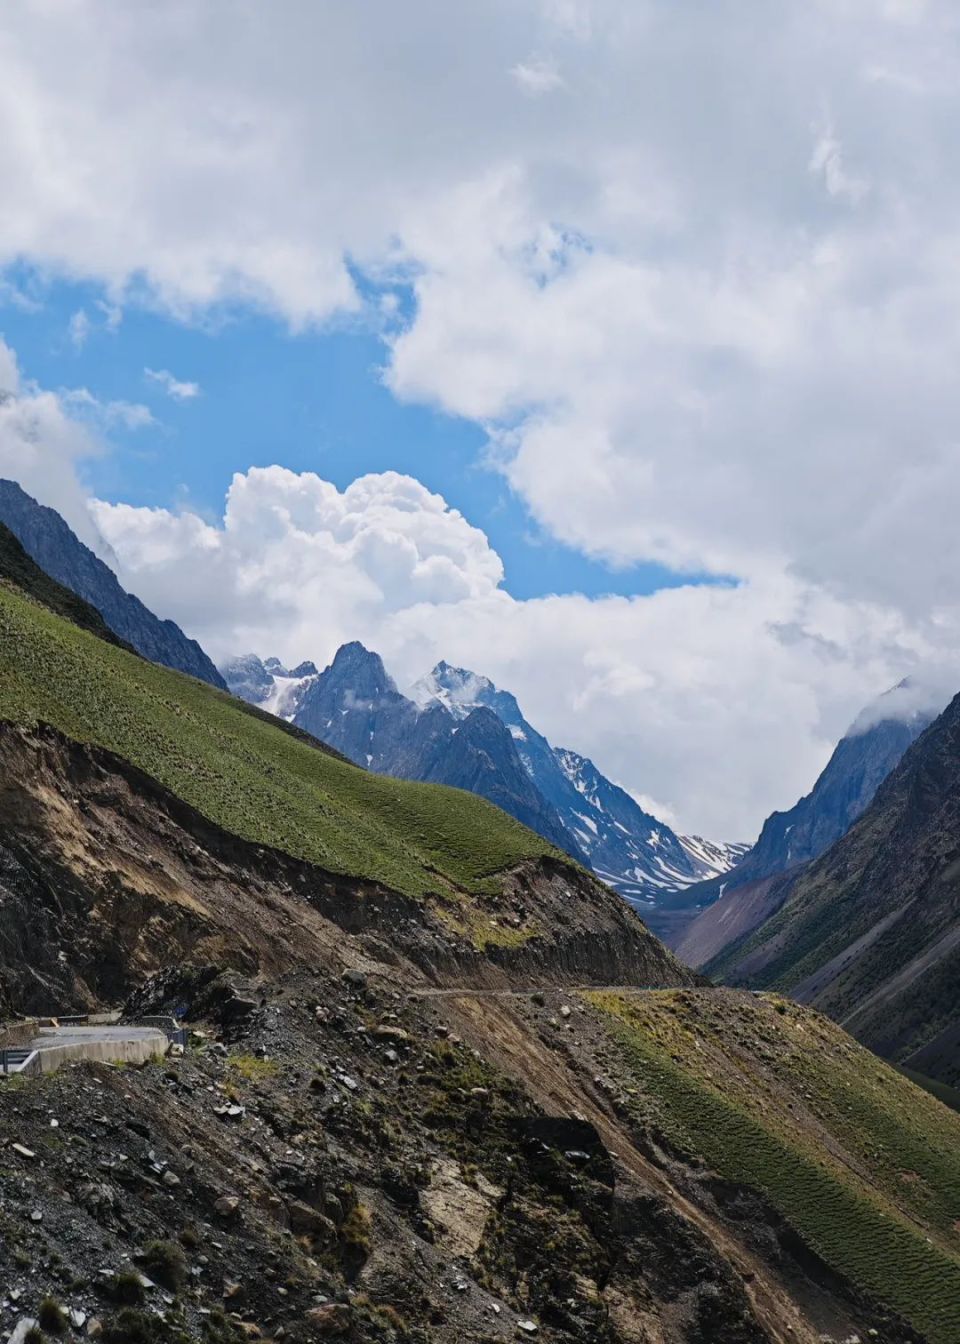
[2,272,704,604]
[0,1,955,838]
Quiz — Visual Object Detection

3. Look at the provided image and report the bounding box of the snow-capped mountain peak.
[413,663,745,908]
[410,661,502,721]
[220,652,319,722]
[224,647,748,910]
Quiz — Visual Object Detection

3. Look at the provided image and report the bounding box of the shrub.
[108,1270,145,1306]
[142,1239,187,1292]
[37,1298,68,1335]
[101,1310,168,1344]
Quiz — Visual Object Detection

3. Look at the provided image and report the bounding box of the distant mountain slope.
[223,645,585,860]
[224,651,745,903]
[663,685,938,952]
[0,478,226,688]
[710,691,960,1086]
[412,661,745,904]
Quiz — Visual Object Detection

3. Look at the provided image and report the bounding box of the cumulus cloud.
[91,466,960,840]
[145,368,200,401]
[0,339,106,547]
[90,465,504,665]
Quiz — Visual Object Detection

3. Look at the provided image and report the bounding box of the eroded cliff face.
[0,720,687,1016]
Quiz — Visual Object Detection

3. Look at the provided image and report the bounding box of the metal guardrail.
[1,1048,39,1077]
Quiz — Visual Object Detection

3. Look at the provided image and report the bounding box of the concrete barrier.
[31,1027,169,1073]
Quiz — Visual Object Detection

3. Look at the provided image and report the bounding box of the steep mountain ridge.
[661,688,937,951]
[224,652,746,906]
[707,692,960,1087]
[0,478,226,688]
[228,646,585,860]
[412,660,746,901]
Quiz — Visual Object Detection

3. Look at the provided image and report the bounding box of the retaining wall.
[34,1032,169,1073]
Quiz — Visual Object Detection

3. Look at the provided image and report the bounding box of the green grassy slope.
[0,576,558,900]
[0,522,128,646]
[589,988,960,1344]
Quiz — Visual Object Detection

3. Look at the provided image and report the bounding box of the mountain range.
[4,490,960,1341]
[220,648,748,901]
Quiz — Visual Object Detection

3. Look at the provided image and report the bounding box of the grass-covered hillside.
[0,571,559,901]
[590,987,960,1344]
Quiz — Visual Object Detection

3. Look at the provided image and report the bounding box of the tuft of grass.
[107,1270,146,1307]
[0,580,557,903]
[588,988,960,1344]
[141,1239,187,1292]
[338,1202,373,1279]
[37,1299,68,1335]
[225,1053,279,1083]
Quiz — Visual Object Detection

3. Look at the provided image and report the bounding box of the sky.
[1,0,960,840]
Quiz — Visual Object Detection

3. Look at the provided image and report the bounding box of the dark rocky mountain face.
[661,690,936,950]
[708,692,960,1086]
[221,651,276,703]
[717,710,931,892]
[412,661,745,905]
[291,643,585,859]
[226,650,746,901]
[0,478,226,688]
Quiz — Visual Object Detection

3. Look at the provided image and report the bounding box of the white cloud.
[3,4,960,833]
[511,58,564,96]
[95,299,123,331]
[90,465,960,840]
[0,339,106,547]
[62,387,156,431]
[808,122,870,203]
[847,672,955,735]
[145,367,200,401]
[68,309,91,350]
[0,337,19,396]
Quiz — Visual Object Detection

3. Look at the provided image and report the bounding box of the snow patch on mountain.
[413,661,745,906]
[220,653,319,721]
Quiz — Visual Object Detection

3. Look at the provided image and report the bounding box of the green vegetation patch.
[588,988,960,1344]
[0,581,556,902]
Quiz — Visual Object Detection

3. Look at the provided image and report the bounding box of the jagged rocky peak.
[412,660,502,719]
[263,655,319,679]
[324,639,396,698]
[411,659,743,904]
[220,652,321,721]
[221,652,274,704]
